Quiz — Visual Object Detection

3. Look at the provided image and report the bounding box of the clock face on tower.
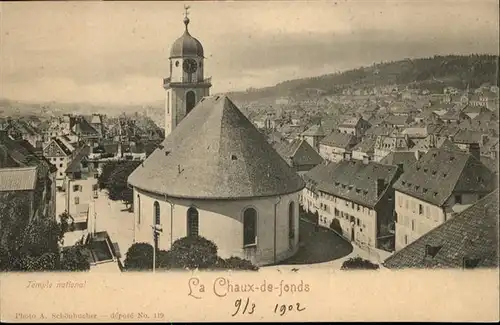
[183,59,198,74]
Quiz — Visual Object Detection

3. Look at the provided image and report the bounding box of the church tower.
[164,7,212,136]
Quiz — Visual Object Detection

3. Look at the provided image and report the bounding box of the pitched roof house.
[384,189,499,269]
[273,139,324,174]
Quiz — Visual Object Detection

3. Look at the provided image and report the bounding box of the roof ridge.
[0,166,37,172]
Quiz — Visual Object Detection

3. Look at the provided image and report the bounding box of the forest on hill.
[226,54,499,102]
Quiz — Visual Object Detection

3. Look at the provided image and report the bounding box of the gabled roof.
[314,160,400,208]
[72,118,99,136]
[380,151,417,169]
[319,132,356,149]
[382,114,411,126]
[383,189,499,269]
[393,147,496,206]
[352,136,377,153]
[301,124,326,137]
[453,129,485,144]
[65,146,90,174]
[128,95,305,199]
[0,166,38,192]
[365,125,395,137]
[462,105,489,114]
[273,139,324,167]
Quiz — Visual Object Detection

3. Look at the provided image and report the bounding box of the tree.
[220,257,259,271]
[98,161,119,190]
[330,218,343,234]
[169,236,219,270]
[60,245,91,271]
[341,257,380,270]
[102,161,141,208]
[124,242,154,271]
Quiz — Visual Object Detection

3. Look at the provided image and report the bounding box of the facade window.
[356,218,360,226]
[404,235,408,245]
[243,208,257,247]
[288,202,295,239]
[154,201,160,225]
[73,185,79,192]
[455,194,462,204]
[187,207,199,236]
[411,219,415,231]
[357,204,360,211]
[419,204,423,215]
[334,208,339,216]
[137,195,141,225]
[74,197,79,205]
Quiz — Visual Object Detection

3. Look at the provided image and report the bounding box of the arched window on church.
[186,91,196,115]
[187,207,199,237]
[154,201,160,225]
[289,201,295,239]
[243,208,257,247]
[137,195,141,225]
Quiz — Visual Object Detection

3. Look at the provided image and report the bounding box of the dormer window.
[425,244,442,258]
[463,257,481,269]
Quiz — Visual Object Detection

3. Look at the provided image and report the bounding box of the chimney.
[117,142,122,158]
[481,134,488,146]
[363,155,370,164]
[376,178,386,196]
[468,143,480,161]
[343,152,351,161]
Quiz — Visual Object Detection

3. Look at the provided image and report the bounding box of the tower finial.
[183,5,190,31]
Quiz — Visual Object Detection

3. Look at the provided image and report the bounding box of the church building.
[127,13,305,266]
[163,12,212,136]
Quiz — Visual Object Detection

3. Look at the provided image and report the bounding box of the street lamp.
[151,224,163,273]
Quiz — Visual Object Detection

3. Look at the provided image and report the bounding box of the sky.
[1,0,499,105]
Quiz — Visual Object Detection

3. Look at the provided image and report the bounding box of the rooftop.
[320,131,356,149]
[306,159,400,208]
[128,95,305,199]
[384,189,499,269]
[0,166,38,192]
[393,147,497,206]
[273,139,324,167]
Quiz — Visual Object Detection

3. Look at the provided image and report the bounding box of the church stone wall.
[133,187,300,266]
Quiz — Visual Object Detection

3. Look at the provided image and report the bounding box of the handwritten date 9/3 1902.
[231,298,305,317]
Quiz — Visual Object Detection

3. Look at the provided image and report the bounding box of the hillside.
[225,54,499,103]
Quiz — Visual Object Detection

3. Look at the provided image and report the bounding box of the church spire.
[183,5,190,32]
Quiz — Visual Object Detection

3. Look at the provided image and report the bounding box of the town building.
[0,131,57,220]
[43,137,76,189]
[163,14,212,137]
[300,123,326,152]
[128,95,305,266]
[373,134,414,162]
[392,147,497,251]
[337,116,371,137]
[65,146,97,227]
[305,157,403,252]
[384,189,499,269]
[319,132,358,162]
[351,137,377,161]
[273,138,324,176]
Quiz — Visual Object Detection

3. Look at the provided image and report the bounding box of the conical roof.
[128,95,305,199]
